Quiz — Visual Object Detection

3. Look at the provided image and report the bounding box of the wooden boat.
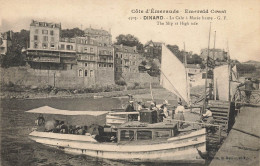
[27,106,206,164]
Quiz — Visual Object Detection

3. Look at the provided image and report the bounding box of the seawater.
[0,97,204,166]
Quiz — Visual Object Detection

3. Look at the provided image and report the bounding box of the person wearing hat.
[174,101,185,128]
[237,77,255,103]
[125,100,136,121]
[125,100,135,112]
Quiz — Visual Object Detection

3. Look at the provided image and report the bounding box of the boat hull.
[29,129,206,164]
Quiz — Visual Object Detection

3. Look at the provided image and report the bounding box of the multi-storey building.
[29,20,61,50]
[143,40,163,60]
[26,20,114,87]
[114,44,141,82]
[200,48,228,62]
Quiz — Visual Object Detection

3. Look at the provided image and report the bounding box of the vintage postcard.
[0,0,259,166]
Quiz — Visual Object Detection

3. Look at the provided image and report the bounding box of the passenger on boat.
[44,119,59,132]
[175,101,185,129]
[126,100,136,121]
[125,100,135,112]
[137,101,143,111]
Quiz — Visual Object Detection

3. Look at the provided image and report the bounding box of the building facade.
[143,40,163,60]
[200,48,228,62]
[114,44,141,83]
[26,20,114,88]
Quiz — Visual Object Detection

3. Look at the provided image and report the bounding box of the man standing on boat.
[125,100,136,121]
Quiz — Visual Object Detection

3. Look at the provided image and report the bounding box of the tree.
[61,28,84,38]
[114,34,143,52]
[166,44,183,62]
[0,30,28,67]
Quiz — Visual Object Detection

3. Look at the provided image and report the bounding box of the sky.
[0,0,259,62]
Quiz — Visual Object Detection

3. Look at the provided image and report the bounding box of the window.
[42,43,48,49]
[116,54,118,58]
[104,64,107,67]
[50,43,55,48]
[50,30,54,35]
[34,42,38,48]
[66,45,73,50]
[43,36,48,42]
[98,64,102,67]
[51,37,54,42]
[42,30,48,35]
[70,64,73,69]
[121,54,123,58]
[108,64,112,68]
[90,70,93,77]
[79,69,83,77]
[35,29,38,34]
[60,44,65,50]
[85,40,88,44]
[34,35,38,41]
[90,56,94,61]
[120,60,122,64]
[85,70,88,77]
[85,63,88,67]
[84,47,88,52]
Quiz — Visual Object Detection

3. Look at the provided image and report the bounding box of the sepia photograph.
[0,0,259,165]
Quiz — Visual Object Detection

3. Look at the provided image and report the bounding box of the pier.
[210,106,260,166]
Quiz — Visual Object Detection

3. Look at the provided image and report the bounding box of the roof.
[144,40,163,47]
[114,44,137,53]
[26,106,108,116]
[84,28,110,36]
[30,20,61,28]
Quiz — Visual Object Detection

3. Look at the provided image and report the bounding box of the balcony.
[30,57,60,63]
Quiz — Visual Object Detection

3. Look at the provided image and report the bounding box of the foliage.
[114,34,143,52]
[166,44,202,65]
[236,64,256,73]
[147,61,160,77]
[0,30,28,68]
[115,79,127,86]
[61,28,84,38]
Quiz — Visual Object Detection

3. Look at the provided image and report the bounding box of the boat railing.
[167,119,222,143]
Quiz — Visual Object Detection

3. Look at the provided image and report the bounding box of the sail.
[160,44,190,103]
[214,65,229,101]
[232,65,238,81]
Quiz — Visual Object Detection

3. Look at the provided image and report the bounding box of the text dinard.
[131,9,226,14]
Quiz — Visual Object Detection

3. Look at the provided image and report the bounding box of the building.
[114,44,141,82]
[26,20,114,88]
[200,48,228,62]
[0,31,13,55]
[143,40,163,60]
[29,20,61,50]
[186,64,202,77]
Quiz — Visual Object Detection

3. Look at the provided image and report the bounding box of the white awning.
[26,106,108,116]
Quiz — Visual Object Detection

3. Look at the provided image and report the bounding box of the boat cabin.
[116,121,178,143]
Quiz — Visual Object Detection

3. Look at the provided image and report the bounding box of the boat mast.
[183,42,190,104]
[227,41,231,102]
[212,31,217,100]
[203,23,212,113]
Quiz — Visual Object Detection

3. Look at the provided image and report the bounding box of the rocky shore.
[0,87,154,100]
